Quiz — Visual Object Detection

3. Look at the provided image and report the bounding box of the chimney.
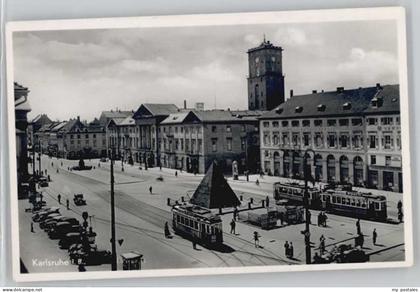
[321,89,324,93]
[337,87,344,93]
[376,83,382,90]
[77,116,80,121]
[184,100,187,109]
[312,90,317,94]
[290,89,294,98]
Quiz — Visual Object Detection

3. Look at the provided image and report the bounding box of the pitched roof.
[119,115,136,126]
[160,112,194,125]
[142,104,179,116]
[190,161,241,209]
[260,84,400,120]
[50,121,68,132]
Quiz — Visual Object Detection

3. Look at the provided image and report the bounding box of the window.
[292,133,300,146]
[227,138,232,151]
[282,133,289,145]
[340,134,349,148]
[303,133,310,146]
[241,137,246,150]
[241,125,246,132]
[339,119,349,126]
[273,132,279,145]
[272,121,279,127]
[314,120,323,126]
[211,126,217,133]
[302,120,310,127]
[371,155,376,165]
[397,133,401,149]
[353,133,362,148]
[367,118,378,125]
[226,125,232,132]
[291,120,299,127]
[211,138,217,152]
[263,122,270,128]
[328,133,336,147]
[180,139,184,150]
[263,132,271,146]
[198,139,202,153]
[185,139,189,152]
[77,134,81,139]
[70,134,74,139]
[381,117,393,125]
[369,135,377,149]
[282,121,289,127]
[327,119,336,127]
[385,156,391,166]
[315,133,323,147]
[396,117,400,125]
[93,134,96,138]
[351,118,363,126]
[383,134,393,149]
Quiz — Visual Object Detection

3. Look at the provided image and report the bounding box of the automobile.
[60,217,80,226]
[38,177,49,187]
[73,194,86,206]
[84,249,112,265]
[43,217,65,232]
[39,213,63,229]
[100,157,107,162]
[58,232,82,249]
[32,208,60,222]
[48,222,81,239]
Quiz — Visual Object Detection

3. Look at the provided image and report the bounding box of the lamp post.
[302,148,315,264]
[110,128,117,271]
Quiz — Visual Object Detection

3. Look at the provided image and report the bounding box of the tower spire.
[263,33,266,43]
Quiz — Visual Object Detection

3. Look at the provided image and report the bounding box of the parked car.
[38,177,49,187]
[100,157,107,162]
[39,213,63,229]
[32,207,60,222]
[59,232,82,249]
[48,222,81,239]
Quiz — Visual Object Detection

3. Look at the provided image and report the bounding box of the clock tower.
[247,38,285,111]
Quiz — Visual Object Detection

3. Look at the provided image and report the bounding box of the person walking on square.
[356,218,361,235]
[397,200,402,213]
[30,222,34,233]
[230,219,236,234]
[175,171,178,177]
[149,186,153,194]
[265,196,270,207]
[319,235,326,254]
[57,194,61,204]
[233,207,238,221]
[284,241,289,257]
[253,231,260,248]
[279,212,284,226]
[372,228,377,245]
[289,242,294,258]
[323,212,328,227]
[66,199,70,210]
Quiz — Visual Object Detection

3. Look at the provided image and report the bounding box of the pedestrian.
[317,212,321,226]
[230,219,236,234]
[265,196,270,207]
[175,171,178,177]
[356,218,361,235]
[319,235,326,254]
[149,186,153,194]
[397,200,402,213]
[160,165,162,171]
[323,212,328,227]
[372,228,377,245]
[233,207,238,221]
[398,210,403,223]
[192,236,198,250]
[289,242,294,258]
[66,199,70,210]
[253,231,260,248]
[98,163,101,168]
[61,161,63,167]
[78,263,86,272]
[164,222,171,238]
[255,179,260,186]
[56,168,59,173]
[284,241,289,257]
[57,194,61,204]
[51,162,54,167]
[45,169,48,175]
[30,222,34,233]
[279,212,284,226]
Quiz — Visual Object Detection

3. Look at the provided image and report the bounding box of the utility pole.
[110,144,117,271]
[38,140,42,176]
[302,149,314,265]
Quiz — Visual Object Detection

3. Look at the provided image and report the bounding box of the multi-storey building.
[28,114,52,150]
[15,82,31,198]
[160,109,262,174]
[107,115,138,163]
[259,84,402,192]
[132,103,179,167]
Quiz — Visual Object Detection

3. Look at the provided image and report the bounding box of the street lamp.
[302,148,315,265]
[109,127,118,271]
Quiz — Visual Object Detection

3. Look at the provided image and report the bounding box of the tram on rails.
[321,189,387,221]
[171,203,223,246]
[273,182,322,209]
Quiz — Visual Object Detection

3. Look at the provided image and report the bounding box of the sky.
[13,20,399,122]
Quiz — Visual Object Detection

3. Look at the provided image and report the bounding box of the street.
[19,155,406,273]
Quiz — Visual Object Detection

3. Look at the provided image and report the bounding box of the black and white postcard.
[6,7,413,282]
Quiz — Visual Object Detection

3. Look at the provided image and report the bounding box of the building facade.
[160,110,262,174]
[259,84,402,192]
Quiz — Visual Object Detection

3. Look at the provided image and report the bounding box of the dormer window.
[276,108,284,114]
[343,102,351,110]
[371,97,383,108]
[295,106,303,113]
[317,104,326,111]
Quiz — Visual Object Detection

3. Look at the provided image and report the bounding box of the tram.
[273,182,322,209]
[321,189,387,221]
[171,203,223,246]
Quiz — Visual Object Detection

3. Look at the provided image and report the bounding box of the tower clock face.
[271,56,276,62]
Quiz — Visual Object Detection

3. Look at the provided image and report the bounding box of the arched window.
[255,84,259,107]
